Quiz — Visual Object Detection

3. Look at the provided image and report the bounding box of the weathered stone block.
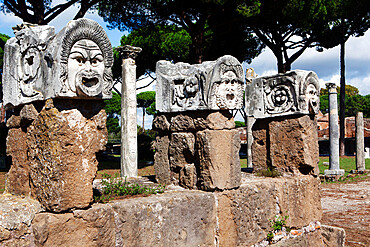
[321,225,346,247]
[0,195,42,230]
[197,129,241,190]
[32,204,115,247]
[5,115,21,129]
[156,55,244,112]
[5,128,31,195]
[20,103,38,124]
[28,100,107,212]
[216,176,322,246]
[169,132,195,168]
[179,163,197,189]
[170,114,195,132]
[111,191,216,247]
[152,114,170,132]
[245,70,320,118]
[269,115,319,175]
[276,176,322,228]
[252,115,319,175]
[154,135,171,185]
[251,120,268,172]
[203,111,234,130]
[192,111,235,130]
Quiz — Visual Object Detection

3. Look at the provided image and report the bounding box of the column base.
[324,169,345,176]
[350,169,369,174]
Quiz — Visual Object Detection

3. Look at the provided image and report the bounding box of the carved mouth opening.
[226,94,235,100]
[82,77,99,87]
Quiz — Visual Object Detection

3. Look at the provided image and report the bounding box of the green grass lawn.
[241,156,369,176]
[240,158,248,168]
[318,156,370,175]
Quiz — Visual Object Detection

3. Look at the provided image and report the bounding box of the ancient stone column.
[324,83,344,176]
[356,112,365,171]
[117,45,142,178]
[246,116,256,168]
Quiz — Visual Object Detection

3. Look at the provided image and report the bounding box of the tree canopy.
[137,91,155,131]
[319,84,370,118]
[0,34,10,85]
[238,0,336,73]
[119,24,192,76]
[104,91,121,140]
[99,0,264,64]
[313,0,370,155]
[0,0,100,25]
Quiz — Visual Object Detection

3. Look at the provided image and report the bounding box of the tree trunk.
[0,103,5,123]
[339,40,346,156]
[276,53,285,73]
[142,107,145,134]
[191,31,204,64]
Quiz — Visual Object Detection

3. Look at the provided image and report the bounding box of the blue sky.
[1,3,369,127]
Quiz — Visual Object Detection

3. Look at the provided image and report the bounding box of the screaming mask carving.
[67,39,105,97]
[59,18,113,99]
[213,70,243,109]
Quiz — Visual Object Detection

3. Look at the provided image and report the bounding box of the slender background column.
[118,45,142,177]
[356,112,365,171]
[246,116,255,168]
[324,83,344,176]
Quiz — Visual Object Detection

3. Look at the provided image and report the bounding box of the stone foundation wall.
[0,175,336,247]
[252,114,320,176]
[153,110,241,191]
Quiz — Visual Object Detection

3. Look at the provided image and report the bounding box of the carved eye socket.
[76,57,84,64]
[91,58,101,66]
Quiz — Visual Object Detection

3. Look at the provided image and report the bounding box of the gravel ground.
[320,176,370,247]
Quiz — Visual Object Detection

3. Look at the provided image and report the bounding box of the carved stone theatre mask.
[67,39,105,97]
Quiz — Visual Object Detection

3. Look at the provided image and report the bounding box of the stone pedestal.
[118,45,142,178]
[5,100,108,212]
[153,111,241,191]
[28,99,108,212]
[252,115,320,176]
[324,83,344,176]
[356,112,365,171]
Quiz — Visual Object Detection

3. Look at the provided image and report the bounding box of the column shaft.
[121,58,138,177]
[356,112,365,171]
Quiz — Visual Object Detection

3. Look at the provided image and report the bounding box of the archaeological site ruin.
[0,18,346,246]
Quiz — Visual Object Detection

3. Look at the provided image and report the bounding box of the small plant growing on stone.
[256,167,281,177]
[266,215,291,243]
[266,232,274,242]
[270,215,290,231]
[94,173,165,203]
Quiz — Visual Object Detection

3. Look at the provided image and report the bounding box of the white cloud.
[318,75,341,89]
[349,74,370,95]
